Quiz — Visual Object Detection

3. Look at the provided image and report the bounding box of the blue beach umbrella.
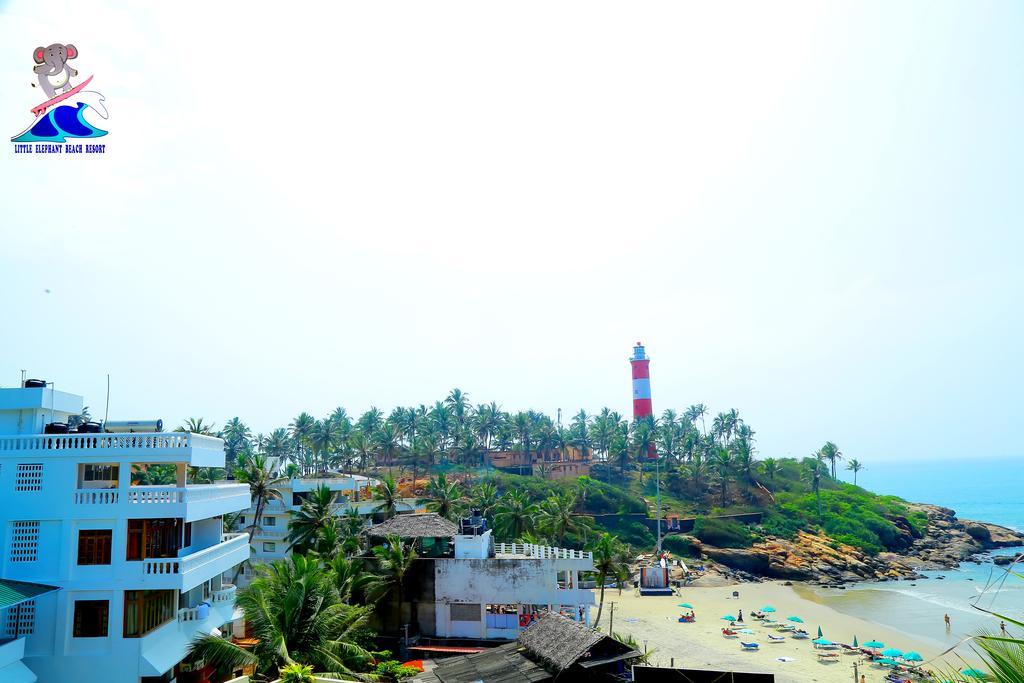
[863,640,885,649]
[738,628,755,634]
[762,606,776,612]
[876,658,900,667]
[722,615,737,621]
[902,652,923,662]
[678,603,694,608]
[787,616,803,623]
[882,648,903,658]
[961,669,988,679]
[812,638,834,645]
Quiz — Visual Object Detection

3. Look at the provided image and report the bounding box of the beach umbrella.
[678,603,694,609]
[961,669,987,679]
[902,652,923,662]
[817,626,823,638]
[852,636,859,648]
[787,616,803,623]
[762,606,776,612]
[876,658,900,667]
[738,628,755,634]
[721,615,737,621]
[863,640,885,648]
[882,648,903,658]
[812,638,834,645]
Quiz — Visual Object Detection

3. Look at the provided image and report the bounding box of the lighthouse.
[630,341,654,422]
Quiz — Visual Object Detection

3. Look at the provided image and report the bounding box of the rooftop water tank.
[104,419,164,433]
[76,422,102,433]
[23,379,46,388]
[44,422,70,434]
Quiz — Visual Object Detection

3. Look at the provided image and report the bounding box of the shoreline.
[605,580,982,682]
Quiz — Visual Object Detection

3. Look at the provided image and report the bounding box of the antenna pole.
[104,374,111,426]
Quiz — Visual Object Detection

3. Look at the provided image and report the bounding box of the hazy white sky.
[1,2,1021,461]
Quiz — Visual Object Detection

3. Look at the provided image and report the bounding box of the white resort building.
[236,475,424,584]
[0,380,251,683]
[366,513,595,643]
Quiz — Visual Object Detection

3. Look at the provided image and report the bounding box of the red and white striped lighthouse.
[631,341,654,421]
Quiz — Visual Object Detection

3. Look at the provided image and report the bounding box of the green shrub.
[758,512,803,539]
[280,663,316,683]
[661,535,696,556]
[374,660,420,680]
[594,517,655,549]
[693,517,753,548]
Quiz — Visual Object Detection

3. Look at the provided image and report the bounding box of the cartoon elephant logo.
[33,43,79,99]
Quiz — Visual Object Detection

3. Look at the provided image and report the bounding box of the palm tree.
[309,419,343,474]
[265,428,292,472]
[373,474,401,519]
[326,555,382,605]
[221,417,251,469]
[711,447,733,506]
[804,454,826,520]
[288,484,337,553]
[470,482,499,522]
[371,534,418,632]
[845,458,864,486]
[426,473,462,521]
[187,555,374,680]
[372,423,402,475]
[591,532,627,628]
[348,431,373,473]
[234,454,284,543]
[178,417,217,435]
[761,458,779,486]
[538,490,594,545]
[820,441,843,478]
[493,489,538,541]
[289,413,317,474]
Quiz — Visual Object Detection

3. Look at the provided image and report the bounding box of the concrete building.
[0,381,250,683]
[484,446,591,481]
[366,513,595,642]
[235,475,425,585]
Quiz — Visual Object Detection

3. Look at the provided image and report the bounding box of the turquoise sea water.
[807,457,1024,654]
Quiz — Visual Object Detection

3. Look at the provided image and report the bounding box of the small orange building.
[485,446,592,480]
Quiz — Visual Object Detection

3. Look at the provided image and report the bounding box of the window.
[238,516,245,525]
[126,518,183,560]
[82,464,119,482]
[73,600,109,637]
[10,521,39,562]
[78,530,113,565]
[15,464,43,492]
[264,516,276,526]
[450,603,481,621]
[6,600,35,636]
[184,522,192,547]
[262,542,276,553]
[123,590,175,637]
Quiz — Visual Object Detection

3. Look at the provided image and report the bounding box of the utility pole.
[609,601,616,636]
[655,453,662,552]
[853,661,858,683]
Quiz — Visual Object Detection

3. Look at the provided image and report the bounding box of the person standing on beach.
[944,613,951,629]
[737,609,743,623]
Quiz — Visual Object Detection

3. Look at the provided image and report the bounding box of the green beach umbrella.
[902,652,923,662]
[961,669,987,679]
[721,615,737,621]
[787,616,803,623]
[852,636,859,647]
[762,606,776,612]
[863,640,885,648]
[817,626,823,638]
[678,603,694,609]
[882,648,903,658]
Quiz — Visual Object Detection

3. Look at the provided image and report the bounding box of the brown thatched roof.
[366,512,458,539]
[517,613,606,671]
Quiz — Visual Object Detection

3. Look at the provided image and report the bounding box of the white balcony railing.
[0,431,222,453]
[141,533,249,578]
[494,543,593,560]
[177,585,237,624]
[73,483,249,507]
[212,584,236,603]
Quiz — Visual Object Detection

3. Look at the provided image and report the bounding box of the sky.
[0,2,1021,461]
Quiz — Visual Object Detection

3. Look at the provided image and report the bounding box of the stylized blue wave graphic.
[12,103,108,143]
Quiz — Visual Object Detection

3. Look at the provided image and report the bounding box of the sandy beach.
[603,582,973,682]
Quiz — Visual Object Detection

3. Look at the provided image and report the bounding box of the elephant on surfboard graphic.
[12,42,109,143]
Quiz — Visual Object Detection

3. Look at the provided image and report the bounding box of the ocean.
[805,456,1024,652]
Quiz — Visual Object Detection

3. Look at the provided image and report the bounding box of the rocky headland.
[684,503,1024,586]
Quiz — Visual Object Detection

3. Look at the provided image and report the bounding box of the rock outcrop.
[689,502,1024,584]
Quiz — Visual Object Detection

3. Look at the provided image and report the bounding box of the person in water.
[944,613,951,628]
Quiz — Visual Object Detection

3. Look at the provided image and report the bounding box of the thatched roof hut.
[366,512,458,539]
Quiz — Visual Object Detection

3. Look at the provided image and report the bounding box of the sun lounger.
[817,652,840,661]
[767,634,786,642]
[741,642,759,651]
[722,629,738,638]
[777,624,795,631]
[791,632,809,639]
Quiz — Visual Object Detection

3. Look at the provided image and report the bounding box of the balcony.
[494,542,593,561]
[0,431,226,467]
[72,483,250,521]
[139,533,250,591]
